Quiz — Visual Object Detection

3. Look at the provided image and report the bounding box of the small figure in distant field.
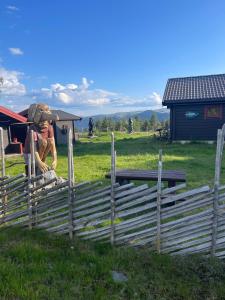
[24,103,59,175]
[88,117,94,137]
[128,117,133,134]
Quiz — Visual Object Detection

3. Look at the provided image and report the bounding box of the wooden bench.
[106,169,186,187]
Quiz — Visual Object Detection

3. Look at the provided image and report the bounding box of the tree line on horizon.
[81,113,170,133]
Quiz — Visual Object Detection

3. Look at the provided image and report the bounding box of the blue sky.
[1,0,225,116]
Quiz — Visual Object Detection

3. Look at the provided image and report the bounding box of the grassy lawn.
[0,227,225,300]
[4,131,222,189]
[2,132,225,299]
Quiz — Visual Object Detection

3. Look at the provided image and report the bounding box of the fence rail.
[1,126,225,258]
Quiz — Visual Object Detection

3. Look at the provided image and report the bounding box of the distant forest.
[79,113,169,133]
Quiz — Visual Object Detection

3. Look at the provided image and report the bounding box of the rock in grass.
[111,271,128,283]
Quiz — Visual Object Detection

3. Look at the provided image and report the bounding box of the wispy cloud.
[6,5,19,11]
[9,47,24,56]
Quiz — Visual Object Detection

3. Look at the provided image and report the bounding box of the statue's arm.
[49,137,57,170]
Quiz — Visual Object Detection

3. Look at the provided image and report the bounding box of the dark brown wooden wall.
[54,121,74,145]
[171,103,225,140]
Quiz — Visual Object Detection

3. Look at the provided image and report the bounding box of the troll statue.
[24,103,59,174]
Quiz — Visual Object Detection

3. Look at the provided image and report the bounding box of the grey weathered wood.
[156,149,162,253]
[0,128,5,178]
[110,132,116,246]
[27,154,33,229]
[67,128,74,239]
[0,127,6,223]
[30,130,36,178]
[211,128,224,255]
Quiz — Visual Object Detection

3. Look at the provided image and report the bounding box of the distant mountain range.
[75,109,169,130]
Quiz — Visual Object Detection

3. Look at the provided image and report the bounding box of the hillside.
[75,109,169,130]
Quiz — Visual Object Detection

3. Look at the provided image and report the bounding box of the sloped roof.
[163,74,225,104]
[51,110,82,121]
[0,106,27,123]
[19,108,82,121]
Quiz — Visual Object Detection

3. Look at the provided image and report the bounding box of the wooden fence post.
[0,128,5,178]
[110,132,116,246]
[156,149,162,254]
[30,129,37,225]
[0,127,6,223]
[27,154,33,229]
[211,128,224,255]
[30,130,36,178]
[67,128,74,240]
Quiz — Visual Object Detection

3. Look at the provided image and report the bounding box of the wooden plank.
[106,169,186,182]
[161,185,210,206]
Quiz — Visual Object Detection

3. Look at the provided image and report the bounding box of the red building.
[0,106,27,153]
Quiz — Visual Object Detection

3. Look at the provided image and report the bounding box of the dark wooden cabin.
[0,106,27,153]
[19,109,82,145]
[162,74,225,141]
[52,110,82,145]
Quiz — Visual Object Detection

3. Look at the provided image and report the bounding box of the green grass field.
[5,132,221,189]
[2,132,225,299]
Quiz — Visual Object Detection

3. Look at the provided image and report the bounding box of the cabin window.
[204,105,222,119]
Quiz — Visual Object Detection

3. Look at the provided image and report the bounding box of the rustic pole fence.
[156,149,162,253]
[110,132,116,246]
[68,128,74,240]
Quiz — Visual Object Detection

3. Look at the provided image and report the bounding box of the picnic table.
[106,169,186,187]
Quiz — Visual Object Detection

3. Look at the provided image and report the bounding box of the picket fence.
[1,126,225,259]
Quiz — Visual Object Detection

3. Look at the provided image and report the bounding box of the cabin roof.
[51,110,82,121]
[0,106,27,123]
[19,108,81,121]
[163,73,225,105]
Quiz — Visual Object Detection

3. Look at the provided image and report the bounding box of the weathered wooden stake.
[27,154,33,229]
[30,130,36,178]
[211,127,224,255]
[110,132,116,246]
[0,127,5,178]
[156,149,162,253]
[0,127,6,222]
[68,128,74,239]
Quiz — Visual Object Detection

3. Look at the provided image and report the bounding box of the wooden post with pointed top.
[156,149,162,254]
[211,128,224,256]
[0,127,6,223]
[68,128,74,240]
[110,132,116,246]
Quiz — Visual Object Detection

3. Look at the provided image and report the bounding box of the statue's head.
[28,103,59,128]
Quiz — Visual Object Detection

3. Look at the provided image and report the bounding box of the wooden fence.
[1,126,225,259]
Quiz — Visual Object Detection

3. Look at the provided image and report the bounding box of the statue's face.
[28,103,59,127]
[38,105,51,128]
[36,104,50,129]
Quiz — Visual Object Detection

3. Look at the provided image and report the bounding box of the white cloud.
[149,92,161,105]
[0,67,26,96]
[9,48,24,56]
[0,66,162,114]
[6,5,19,11]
